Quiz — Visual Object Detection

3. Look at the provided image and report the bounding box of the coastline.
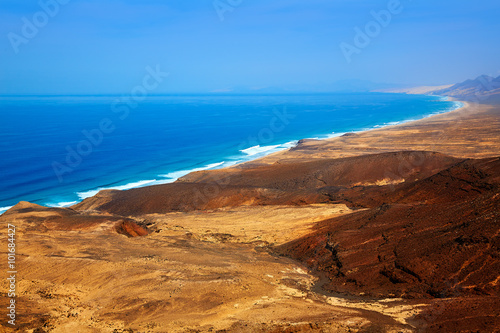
[239,96,468,165]
[73,95,464,193]
[0,96,485,216]
[2,96,499,332]
[246,99,500,166]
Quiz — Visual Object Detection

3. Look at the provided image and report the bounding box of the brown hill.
[179,151,461,189]
[73,151,462,216]
[72,183,326,215]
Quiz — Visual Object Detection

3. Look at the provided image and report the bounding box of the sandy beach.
[249,101,500,163]
[1,99,499,332]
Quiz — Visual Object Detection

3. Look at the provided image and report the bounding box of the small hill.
[72,151,462,215]
[2,203,148,237]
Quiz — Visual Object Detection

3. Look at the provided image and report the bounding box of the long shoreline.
[241,96,466,164]
[3,96,500,332]
[0,95,484,215]
[249,99,499,166]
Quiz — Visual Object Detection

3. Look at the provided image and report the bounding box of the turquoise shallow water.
[0,93,461,213]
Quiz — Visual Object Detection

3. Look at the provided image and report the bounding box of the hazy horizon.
[1,0,499,95]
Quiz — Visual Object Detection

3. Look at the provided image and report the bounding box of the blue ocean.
[0,93,461,213]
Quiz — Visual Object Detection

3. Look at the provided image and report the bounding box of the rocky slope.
[275,157,500,298]
[430,74,500,103]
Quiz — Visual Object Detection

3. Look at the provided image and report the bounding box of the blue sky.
[0,0,499,94]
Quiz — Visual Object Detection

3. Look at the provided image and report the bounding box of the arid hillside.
[2,150,499,332]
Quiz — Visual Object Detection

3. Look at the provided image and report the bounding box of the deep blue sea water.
[0,93,462,213]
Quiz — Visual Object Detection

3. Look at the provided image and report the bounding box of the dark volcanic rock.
[275,157,500,300]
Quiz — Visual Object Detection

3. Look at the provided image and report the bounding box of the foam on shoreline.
[76,179,159,200]
[75,162,229,201]
[69,142,302,203]
[47,201,79,208]
[0,206,13,214]
[159,162,226,180]
[241,144,281,156]
[317,99,464,140]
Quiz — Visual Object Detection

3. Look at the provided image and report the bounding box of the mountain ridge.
[429,74,500,103]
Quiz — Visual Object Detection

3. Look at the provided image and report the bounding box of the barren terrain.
[1,102,499,332]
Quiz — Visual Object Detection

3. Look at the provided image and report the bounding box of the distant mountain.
[375,85,454,95]
[210,80,409,94]
[430,75,500,104]
[209,75,500,104]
